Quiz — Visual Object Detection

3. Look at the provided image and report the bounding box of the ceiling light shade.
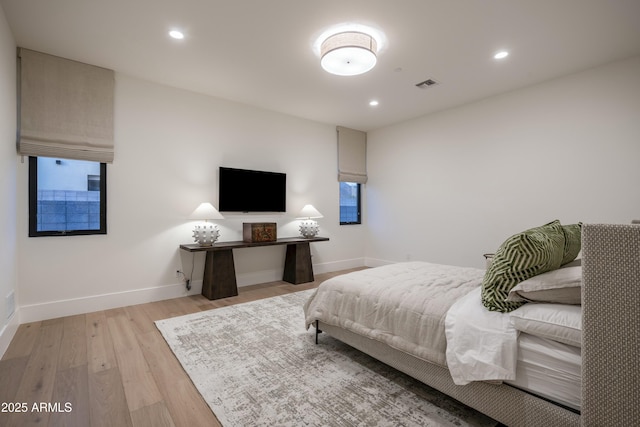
[320,31,377,76]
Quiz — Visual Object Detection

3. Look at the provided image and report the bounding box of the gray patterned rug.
[155,290,497,427]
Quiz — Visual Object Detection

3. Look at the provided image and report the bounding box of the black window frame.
[339,182,362,225]
[28,156,107,237]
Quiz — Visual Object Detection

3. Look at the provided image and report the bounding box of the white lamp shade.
[189,202,224,220]
[297,204,323,219]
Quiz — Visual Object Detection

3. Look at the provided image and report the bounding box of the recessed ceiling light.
[494,51,509,59]
[369,100,379,107]
[169,30,185,40]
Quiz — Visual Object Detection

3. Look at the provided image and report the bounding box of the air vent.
[415,79,438,89]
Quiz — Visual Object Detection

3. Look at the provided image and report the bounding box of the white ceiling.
[2,0,640,131]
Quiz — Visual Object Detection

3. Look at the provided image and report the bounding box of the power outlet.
[6,291,15,319]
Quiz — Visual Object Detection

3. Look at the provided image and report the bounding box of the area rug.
[155,290,497,427]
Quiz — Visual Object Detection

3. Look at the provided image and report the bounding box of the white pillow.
[506,266,581,304]
[509,303,582,347]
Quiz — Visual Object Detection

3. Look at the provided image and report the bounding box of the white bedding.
[304,262,485,367]
[307,262,573,393]
[444,287,519,385]
[506,333,582,411]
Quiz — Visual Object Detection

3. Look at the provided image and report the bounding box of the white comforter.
[304,262,519,385]
[304,262,485,367]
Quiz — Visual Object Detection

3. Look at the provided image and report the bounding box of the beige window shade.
[18,48,115,163]
[337,126,367,183]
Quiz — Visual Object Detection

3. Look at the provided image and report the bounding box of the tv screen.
[218,167,286,212]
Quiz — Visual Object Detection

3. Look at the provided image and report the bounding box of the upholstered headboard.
[582,223,640,426]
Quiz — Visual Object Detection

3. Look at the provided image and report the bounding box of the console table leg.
[202,249,238,300]
[283,242,314,284]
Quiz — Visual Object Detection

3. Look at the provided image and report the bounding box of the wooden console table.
[180,237,329,300]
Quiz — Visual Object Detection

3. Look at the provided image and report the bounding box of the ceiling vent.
[415,79,438,89]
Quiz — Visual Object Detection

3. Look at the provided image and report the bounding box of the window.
[340,182,361,224]
[29,157,107,236]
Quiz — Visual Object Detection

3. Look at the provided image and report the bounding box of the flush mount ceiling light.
[494,50,509,59]
[320,31,378,76]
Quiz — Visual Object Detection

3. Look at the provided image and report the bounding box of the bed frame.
[316,224,639,427]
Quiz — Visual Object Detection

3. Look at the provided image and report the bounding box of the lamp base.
[193,224,220,246]
[299,220,319,239]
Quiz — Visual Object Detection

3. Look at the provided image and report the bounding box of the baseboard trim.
[19,281,202,324]
[313,258,366,275]
[235,258,366,288]
[0,310,20,359]
[364,257,396,268]
[236,269,283,288]
[17,259,367,323]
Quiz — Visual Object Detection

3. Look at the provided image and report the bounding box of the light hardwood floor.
[0,268,363,427]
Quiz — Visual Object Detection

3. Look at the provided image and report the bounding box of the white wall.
[366,56,640,269]
[0,5,19,355]
[16,74,366,322]
[10,41,639,326]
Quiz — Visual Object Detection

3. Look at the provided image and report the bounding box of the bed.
[304,223,640,426]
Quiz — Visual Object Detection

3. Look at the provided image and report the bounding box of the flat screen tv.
[218,167,286,212]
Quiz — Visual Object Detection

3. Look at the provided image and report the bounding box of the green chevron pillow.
[481,220,566,312]
[561,223,582,265]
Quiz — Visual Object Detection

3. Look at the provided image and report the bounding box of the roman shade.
[17,48,115,163]
[337,126,367,184]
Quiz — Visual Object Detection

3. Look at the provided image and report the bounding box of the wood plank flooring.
[0,269,362,427]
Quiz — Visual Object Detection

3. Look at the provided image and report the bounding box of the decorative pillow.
[481,220,566,312]
[561,223,582,265]
[506,266,582,304]
[509,303,582,347]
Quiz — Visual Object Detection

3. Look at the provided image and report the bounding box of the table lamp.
[297,204,323,238]
[189,202,224,246]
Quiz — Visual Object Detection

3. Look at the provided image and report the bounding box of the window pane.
[340,182,361,224]
[30,157,106,236]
